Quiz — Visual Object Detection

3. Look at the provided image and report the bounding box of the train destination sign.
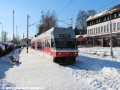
[59,34,70,38]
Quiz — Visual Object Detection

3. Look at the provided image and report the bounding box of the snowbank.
[0,44,5,51]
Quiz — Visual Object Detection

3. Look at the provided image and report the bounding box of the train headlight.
[58,52,61,55]
[74,52,78,54]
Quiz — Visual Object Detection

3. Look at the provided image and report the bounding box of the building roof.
[76,34,89,38]
[86,4,120,22]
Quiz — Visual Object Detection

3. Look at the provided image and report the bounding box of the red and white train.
[31,27,78,64]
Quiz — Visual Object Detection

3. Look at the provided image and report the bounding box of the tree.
[11,34,21,44]
[75,10,96,30]
[74,27,79,35]
[36,10,58,36]
[1,31,8,42]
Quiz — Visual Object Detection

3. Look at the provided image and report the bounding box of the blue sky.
[0,0,120,40]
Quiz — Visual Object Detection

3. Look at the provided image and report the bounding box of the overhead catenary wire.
[96,0,118,12]
[57,0,74,15]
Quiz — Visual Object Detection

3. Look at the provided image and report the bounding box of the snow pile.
[99,67,120,82]
[11,49,21,61]
[0,80,15,90]
[5,42,14,46]
[0,44,5,51]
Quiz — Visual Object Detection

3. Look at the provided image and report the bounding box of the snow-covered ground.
[0,47,120,90]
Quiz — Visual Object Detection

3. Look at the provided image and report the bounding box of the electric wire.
[96,0,118,12]
[57,0,74,15]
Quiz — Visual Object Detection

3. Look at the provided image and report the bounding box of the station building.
[86,4,120,47]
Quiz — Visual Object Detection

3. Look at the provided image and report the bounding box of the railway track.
[69,64,120,84]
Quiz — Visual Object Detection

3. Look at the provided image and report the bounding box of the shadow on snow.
[0,48,23,80]
[62,56,120,71]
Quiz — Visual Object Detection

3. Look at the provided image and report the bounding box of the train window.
[31,43,35,49]
[55,38,77,49]
[45,40,50,47]
[37,41,43,51]
[51,39,56,49]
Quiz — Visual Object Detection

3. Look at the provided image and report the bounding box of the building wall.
[87,17,120,36]
[86,6,120,47]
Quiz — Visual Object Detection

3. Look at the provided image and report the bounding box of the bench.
[85,50,97,55]
[96,51,107,56]
[9,55,19,64]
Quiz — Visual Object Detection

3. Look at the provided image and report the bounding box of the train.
[31,27,78,64]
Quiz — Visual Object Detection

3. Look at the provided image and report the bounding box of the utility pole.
[109,11,113,56]
[16,26,17,38]
[71,17,73,28]
[13,10,15,40]
[0,22,3,43]
[23,33,24,49]
[23,33,24,42]
[27,15,29,53]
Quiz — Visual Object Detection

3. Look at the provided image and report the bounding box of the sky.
[0,0,120,40]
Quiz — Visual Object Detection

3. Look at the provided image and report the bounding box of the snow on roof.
[86,4,120,21]
[4,41,15,46]
[76,34,89,38]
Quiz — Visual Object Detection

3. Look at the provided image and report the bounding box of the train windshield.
[54,38,77,49]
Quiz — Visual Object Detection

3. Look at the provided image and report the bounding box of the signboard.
[59,34,70,38]
[77,36,86,41]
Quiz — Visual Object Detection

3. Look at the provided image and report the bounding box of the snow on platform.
[0,48,88,90]
[0,47,120,90]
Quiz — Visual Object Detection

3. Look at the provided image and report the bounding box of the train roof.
[31,27,74,42]
[86,4,120,22]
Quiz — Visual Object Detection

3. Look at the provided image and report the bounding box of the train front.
[51,27,78,64]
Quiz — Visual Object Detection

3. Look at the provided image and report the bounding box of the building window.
[101,26,103,33]
[92,29,93,34]
[107,25,109,32]
[90,22,91,25]
[117,22,120,30]
[90,29,91,34]
[94,28,95,34]
[92,21,93,24]
[96,27,98,34]
[104,17,106,21]
[96,19,98,23]
[114,13,117,18]
[99,19,100,22]
[113,23,116,31]
[98,27,100,33]
[107,16,109,20]
[104,25,106,32]
[87,29,89,35]
[118,12,120,16]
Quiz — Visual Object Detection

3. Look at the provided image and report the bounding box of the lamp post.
[0,22,3,43]
[26,15,39,53]
[109,11,113,56]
